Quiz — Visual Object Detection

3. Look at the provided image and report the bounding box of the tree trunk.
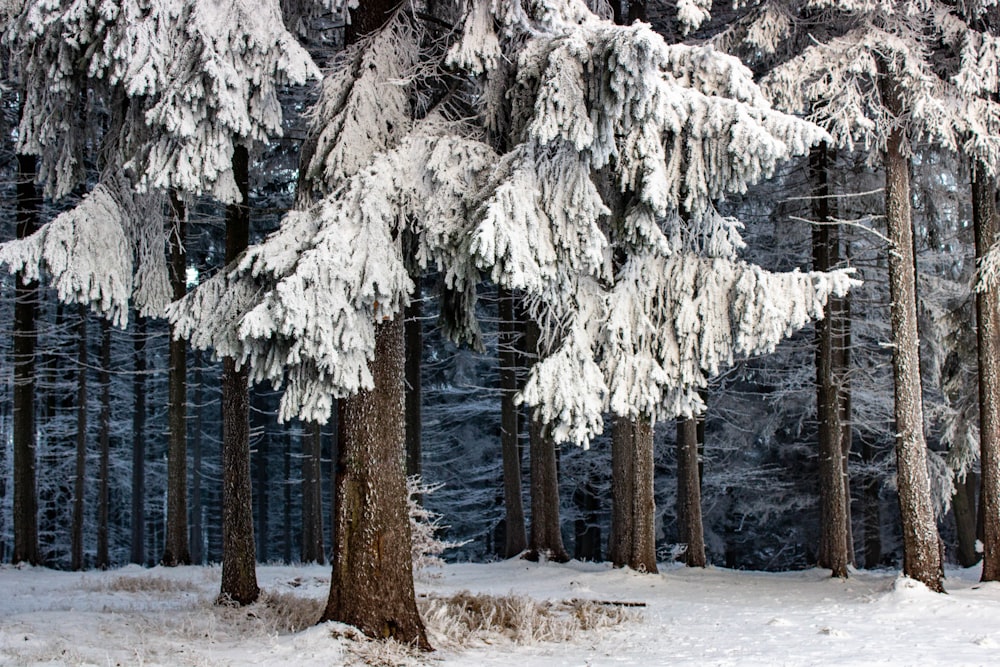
[610,416,658,573]
[131,316,147,564]
[839,292,855,566]
[676,417,706,567]
[96,319,111,569]
[953,472,980,568]
[321,317,430,649]
[190,349,204,564]
[972,160,1000,581]
[499,287,527,557]
[282,428,292,563]
[573,472,602,561]
[72,306,88,571]
[879,68,944,592]
[13,151,40,566]
[811,145,850,577]
[220,144,259,605]
[522,318,569,563]
[861,435,882,568]
[302,422,325,563]
[252,388,270,563]
[405,276,422,480]
[163,193,190,566]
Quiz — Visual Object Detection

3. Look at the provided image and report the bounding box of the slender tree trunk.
[219,144,259,604]
[499,287,527,557]
[302,422,325,563]
[252,389,270,563]
[321,317,429,649]
[131,316,147,564]
[811,145,850,577]
[953,472,980,567]
[676,417,706,567]
[72,306,88,571]
[839,293,855,565]
[861,435,882,568]
[522,318,569,563]
[282,428,292,563]
[96,319,111,569]
[13,151,40,566]
[163,193,190,566]
[879,68,943,592]
[609,416,658,572]
[972,160,1000,581]
[190,349,204,564]
[573,472,602,561]
[405,275,422,480]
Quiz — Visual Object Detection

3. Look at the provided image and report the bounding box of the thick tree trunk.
[72,306,88,571]
[321,317,429,649]
[676,417,706,567]
[302,422,325,563]
[609,416,658,573]
[811,145,851,577]
[499,287,527,557]
[131,316,147,564]
[163,193,190,566]
[96,320,111,569]
[190,350,204,564]
[972,161,1000,581]
[879,69,943,592]
[220,145,258,605]
[523,319,569,563]
[13,151,40,566]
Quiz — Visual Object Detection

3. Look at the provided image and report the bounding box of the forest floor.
[1,558,999,666]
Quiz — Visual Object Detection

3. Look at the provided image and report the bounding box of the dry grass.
[214,589,326,636]
[80,574,200,594]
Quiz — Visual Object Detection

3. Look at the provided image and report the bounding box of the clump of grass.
[419,590,636,648]
[81,575,199,594]
[214,589,326,637]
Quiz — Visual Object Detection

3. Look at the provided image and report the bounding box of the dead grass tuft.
[81,574,200,594]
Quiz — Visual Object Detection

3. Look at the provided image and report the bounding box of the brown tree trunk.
[219,145,259,605]
[811,145,850,577]
[676,417,706,567]
[163,193,190,566]
[96,319,111,569]
[879,68,943,592]
[131,316,147,564]
[953,472,980,568]
[72,305,88,571]
[573,472,602,561]
[609,416,658,573]
[321,317,429,649]
[13,151,40,566]
[522,318,569,563]
[499,287,527,557]
[972,161,1000,581]
[302,422,325,563]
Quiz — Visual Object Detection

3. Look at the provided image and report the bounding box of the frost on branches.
[172,0,856,442]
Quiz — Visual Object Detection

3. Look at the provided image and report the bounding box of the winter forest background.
[3,0,1000,652]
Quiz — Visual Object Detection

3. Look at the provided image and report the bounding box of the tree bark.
[96,319,111,569]
[499,287,527,557]
[522,318,569,563]
[573,472,602,561]
[811,145,851,577]
[163,193,190,566]
[953,472,980,568]
[131,316,147,564]
[72,306,88,571]
[405,277,422,480]
[321,317,429,649]
[302,421,325,563]
[676,417,706,567]
[609,416,658,573]
[972,160,1000,581]
[13,151,40,566]
[879,68,944,591]
[219,144,259,605]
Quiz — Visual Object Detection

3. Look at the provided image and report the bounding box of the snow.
[3,560,1000,666]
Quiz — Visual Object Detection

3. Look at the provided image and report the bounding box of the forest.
[2,0,1000,657]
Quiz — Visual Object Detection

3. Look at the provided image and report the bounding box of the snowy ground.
[2,559,999,666]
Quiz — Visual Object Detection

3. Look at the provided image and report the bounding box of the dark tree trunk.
[811,145,851,577]
[321,317,429,649]
[522,319,569,563]
[96,319,112,569]
[190,349,204,564]
[839,293,855,565]
[972,161,1000,581]
[282,428,293,563]
[861,435,882,568]
[220,145,259,605]
[302,422,325,563]
[131,316,147,564]
[879,67,943,592]
[163,193,190,566]
[405,279,422,480]
[252,389,270,562]
[13,151,40,566]
[676,417,706,567]
[609,416,658,573]
[499,287,527,557]
[953,472,980,568]
[573,473,602,561]
[72,306,88,571]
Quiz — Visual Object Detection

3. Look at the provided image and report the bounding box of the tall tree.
[301,422,325,564]
[676,416,706,567]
